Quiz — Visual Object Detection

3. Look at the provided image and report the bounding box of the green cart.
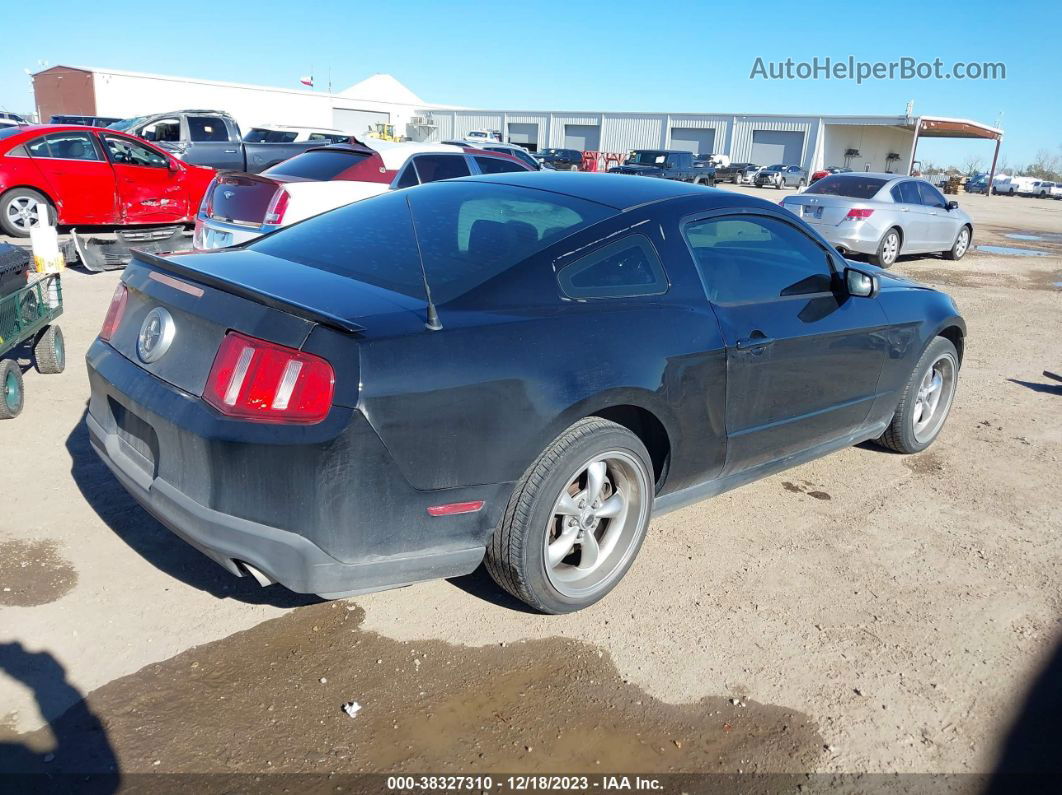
[0,274,65,419]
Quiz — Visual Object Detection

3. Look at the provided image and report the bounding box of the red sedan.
[0,125,216,237]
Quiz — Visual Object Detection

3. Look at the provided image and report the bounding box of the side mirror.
[946,200,959,210]
[167,158,180,172]
[845,266,878,298]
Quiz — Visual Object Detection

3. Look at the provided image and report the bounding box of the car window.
[39,132,103,161]
[140,118,181,143]
[917,182,947,208]
[412,154,471,183]
[558,235,668,299]
[474,155,526,175]
[394,161,419,189]
[26,136,52,157]
[309,133,349,143]
[685,215,834,304]
[187,116,229,142]
[891,181,922,204]
[249,182,615,304]
[805,175,888,199]
[245,128,298,143]
[101,135,169,168]
[264,150,364,180]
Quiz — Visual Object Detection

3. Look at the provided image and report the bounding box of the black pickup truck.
[109,110,322,173]
[608,150,715,185]
[714,162,760,184]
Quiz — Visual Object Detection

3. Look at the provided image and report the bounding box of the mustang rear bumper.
[86,340,507,597]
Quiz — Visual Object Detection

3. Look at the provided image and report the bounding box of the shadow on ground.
[65,408,318,608]
[1007,378,1062,397]
[0,642,118,791]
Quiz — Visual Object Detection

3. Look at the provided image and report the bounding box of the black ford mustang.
[87,172,965,613]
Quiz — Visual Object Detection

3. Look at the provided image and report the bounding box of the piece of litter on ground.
[342,701,362,718]
[319,677,328,684]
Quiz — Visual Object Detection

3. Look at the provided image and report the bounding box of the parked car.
[109,110,326,174]
[810,166,852,184]
[1029,180,1056,198]
[1,112,29,128]
[49,114,123,127]
[87,171,966,612]
[993,175,1039,196]
[0,124,216,237]
[780,173,974,267]
[443,140,541,171]
[464,129,500,143]
[193,140,532,249]
[754,164,808,189]
[609,150,714,185]
[965,175,988,194]
[1049,184,1062,200]
[715,162,760,185]
[534,148,584,171]
[243,125,352,144]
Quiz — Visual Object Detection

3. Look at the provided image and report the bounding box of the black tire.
[34,324,65,374]
[869,227,902,268]
[876,337,959,454]
[943,225,972,261]
[485,417,654,614]
[0,188,56,238]
[0,359,24,419]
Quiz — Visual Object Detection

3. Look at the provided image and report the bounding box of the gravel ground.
[0,188,1059,777]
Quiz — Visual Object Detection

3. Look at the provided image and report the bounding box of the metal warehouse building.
[31,65,1002,177]
[422,109,1002,176]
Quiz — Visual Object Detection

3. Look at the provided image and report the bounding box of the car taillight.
[204,331,334,424]
[199,179,216,217]
[99,283,128,341]
[263,188,290,226]
[845,208,875,220]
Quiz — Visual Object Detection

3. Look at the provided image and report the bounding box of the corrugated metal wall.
[731,118,815,167]
[601,116,665,151]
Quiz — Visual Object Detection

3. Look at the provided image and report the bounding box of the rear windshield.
[247,181,615,303]
[804,174,888,199]
[0,127,23,141]
[263,150,363,180]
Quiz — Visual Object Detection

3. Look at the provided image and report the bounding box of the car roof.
[456,171,765,210]
[1,123,123,136]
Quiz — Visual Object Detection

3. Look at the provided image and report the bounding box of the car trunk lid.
[208,172,287,226]
[782,194,871,227]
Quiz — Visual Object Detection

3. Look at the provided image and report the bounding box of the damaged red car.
[0,125,215,237]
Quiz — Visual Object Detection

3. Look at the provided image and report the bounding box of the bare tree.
[962,154,984,175]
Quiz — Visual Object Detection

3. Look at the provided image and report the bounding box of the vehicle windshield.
[764,165,784,171]
[804,174,888,198]
[107,116,144,131]
[263,150,365,180]
[244,128,299,143]
[247,181,616,304]
[626,151,667,165]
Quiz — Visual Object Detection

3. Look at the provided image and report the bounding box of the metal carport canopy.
[909,115,1004,195]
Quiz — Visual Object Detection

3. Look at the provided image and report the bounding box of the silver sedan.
[780,173,974,267]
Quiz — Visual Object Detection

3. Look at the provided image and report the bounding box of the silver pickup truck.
[109,110,333,173]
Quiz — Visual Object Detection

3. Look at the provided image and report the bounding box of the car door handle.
[900,207,910,212]
[736,333,775,351]
[223,149,237,153]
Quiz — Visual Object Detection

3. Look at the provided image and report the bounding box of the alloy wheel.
[543,451,650,599]
[5,196,42,231]
[882,232,899,265]
[954,228,970,258]
[912,354,957,443]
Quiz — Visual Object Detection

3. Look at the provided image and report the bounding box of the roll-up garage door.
[750,130,805,165]
[563,124,600,151]
[507,123,538,150]
[332,108,390,136]
[670,127,716,156]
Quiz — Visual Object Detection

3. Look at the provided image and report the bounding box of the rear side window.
[412,154,471,183]
[264,150,364,180]
[474,155,526,175]
[558,235,668,299]
[38,132,103,161]
[394,161,419,189]
[891,181,922,204]
[804,174,887,199]
[685,215,833,304]
[249,182,615,303]
[187,116,229,142]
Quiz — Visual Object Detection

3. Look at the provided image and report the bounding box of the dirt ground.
[0,187,1059,780]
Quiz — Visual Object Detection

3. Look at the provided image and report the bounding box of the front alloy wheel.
[877,336,959,453]
[945,227,970,260]
[485,418,654,613]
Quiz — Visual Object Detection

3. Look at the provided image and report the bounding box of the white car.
[242,124,351,144]
[463,129,500,143]
[1029,180,1057,198]
[998,176,1040,196]
[193,139,533,249]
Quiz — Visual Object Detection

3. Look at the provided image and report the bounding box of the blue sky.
[1,0,1055,169]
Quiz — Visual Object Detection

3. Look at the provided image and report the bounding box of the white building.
[31,65,456,138]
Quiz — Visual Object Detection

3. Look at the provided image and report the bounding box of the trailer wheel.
[0,359,24,419]
[34,325,65,374]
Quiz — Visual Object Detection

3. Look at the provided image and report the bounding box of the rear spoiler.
[130,249,366,334]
